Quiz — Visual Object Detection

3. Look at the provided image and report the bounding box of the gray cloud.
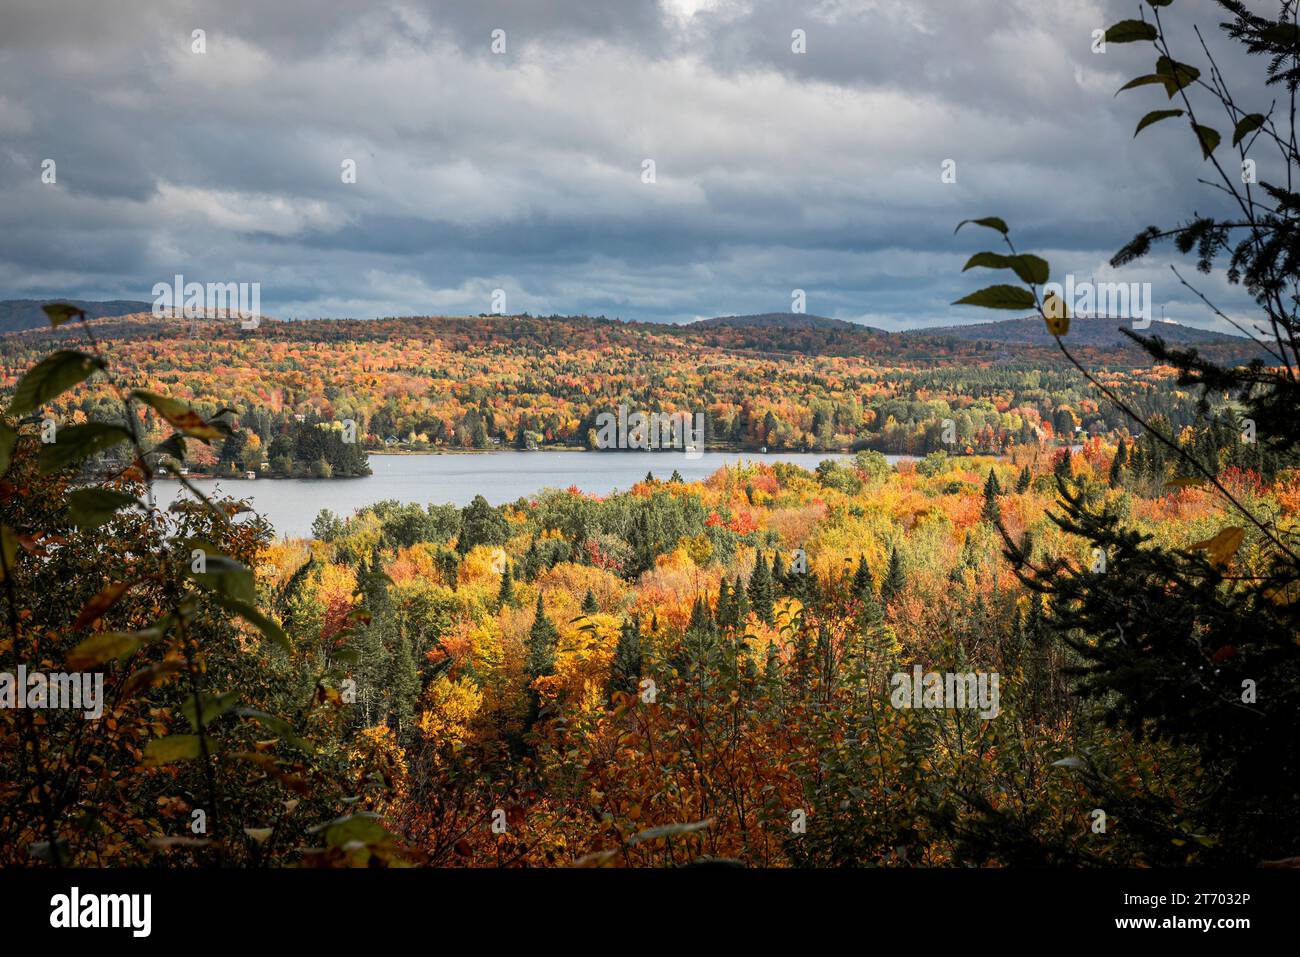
[0,0,1267,329]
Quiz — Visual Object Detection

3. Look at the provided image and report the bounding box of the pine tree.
[851,554,874,599]
[609,616,643,697]
[772,550,787,588]
[387,625,420,736]
[688,593,714,632]
[581,588,598,615]
[982,468,1002,523]
[526,593,558,680]
[764,641,781,682]
[1015,464,1032,494]
[669,469,684,483]
[960,531,977,569]
[1053,449,1073,480]
[497,561,515,608]
[1108,440,1128,488]
[717,579,734,627]
[881,546,906,609]
[521,539,540,581]
[748,551,775,625]
[732,574,750,624]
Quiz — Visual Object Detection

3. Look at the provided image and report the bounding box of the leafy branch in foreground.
[0,303,408,867]
[952,0,1300,864]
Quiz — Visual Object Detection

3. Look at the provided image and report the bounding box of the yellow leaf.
[1042,293,1069,336]
[1189,526,1245,566]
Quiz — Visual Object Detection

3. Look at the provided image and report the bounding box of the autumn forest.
[2,0,1300,903]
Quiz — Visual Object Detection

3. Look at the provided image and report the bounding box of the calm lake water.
[153,450,905,539]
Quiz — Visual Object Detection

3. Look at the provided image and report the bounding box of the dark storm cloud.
[0,0,1265,328]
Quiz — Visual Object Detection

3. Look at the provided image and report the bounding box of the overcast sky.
[0,0,1277,329]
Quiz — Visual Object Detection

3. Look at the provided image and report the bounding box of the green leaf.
[152,433,187,462]
[1155,56,1200,98]
[184,541,256,604]
[66,487,139,529]
[131,390,229,442]
[1193,124,1221,159]
[961,252,1049,285]
[181,690,240,730]
[143,735,201,767]
[39,423,132,474]
[1105,20,1157,44]
[9,351,105,416]
[0,422,16,476]
[954,217,1009,236]
[1116,74,1166,95]
[66,628,160,668]
[1008,254,1049,285]
[1232,113,1265,147]
[235,707,315,754]
[41,303,86,328]
[213,594,293,654]
[1134,109,1183,136]
[315,812,398,849]
[952,285,1037,310]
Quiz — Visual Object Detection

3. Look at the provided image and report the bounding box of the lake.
[152,450,904,539]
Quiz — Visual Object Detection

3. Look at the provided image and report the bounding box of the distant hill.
[0,299,154,334]
[907,315,1246,348]
[691,312,864,331]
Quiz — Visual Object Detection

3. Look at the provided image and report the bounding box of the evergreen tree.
[1015,464,1032,494]
[851,555,874,600]
[387,625,421,736]
[581,588,598,615]
[1108,439,1128,488]
[609,616,643,697]
[881,546,906,609]
[732,574,750,624]
[669,469,684,483]
[526,593,558,680]
[982,468,1002,523]
[497,561,516,609]
[717,579,734,628]
[747,552,775,625]
[1053,449,1073,480]
[522,539,541,581]
[764,641,781,682]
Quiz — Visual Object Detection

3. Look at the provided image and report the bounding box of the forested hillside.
[0,311,1263,472]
